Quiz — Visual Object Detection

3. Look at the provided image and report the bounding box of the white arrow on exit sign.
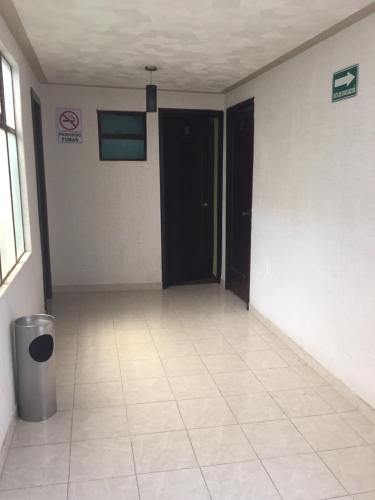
[334,72,355,88]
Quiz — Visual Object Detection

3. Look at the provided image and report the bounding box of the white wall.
[41,85,224,288]
[226,14,375,407]
[0,16,45,449]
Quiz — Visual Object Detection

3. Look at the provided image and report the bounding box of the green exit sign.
[332,64,359,102]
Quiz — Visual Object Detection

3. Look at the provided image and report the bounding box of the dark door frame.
[31,89,52,306]
[158,108,224,289]
[225,98,254,308]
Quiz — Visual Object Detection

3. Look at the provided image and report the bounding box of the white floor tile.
[277,348,303,366]
[74,382,124,408]
[241,349,288,370]
[117,343,158,361]
[11,411,72,448]
[137,468,210,500]
[72,406,128,440]
[156,341,197,358]
[293,365,327,387]
[184,326,221,340]
[271,388,333,417]
[262,334,287,350]
[352,493,375,499]
[178,397,236,428]
[162,356,207,377]
[121,358,165,380]
[226,335,270,353]
[320,446,375,494]
[75,360,120,384]
[77,346,118,363]
[57,385,74,411]
[192,337,234,355]
[0,485,67,500]
[127,401,184,435]
[226,393,286,423]
[212,371,265,396]
[315,386,356,412]
[68,477,139,500]
[292,414,364,451]
[168,373,220,399]
[202,461,281,499]
[56,363,76,386]
[115,330,152,345]
[218,324,258,338]
[132,430,196,473]
[189,425,256,465]
[242,419,312,459]
[253,367,307,391]
[201,354,248,374]
[263,453,346,500]
[69,437,134,482]
[341,412,375,444]
[124,377,174,404]
[0,443,70,490]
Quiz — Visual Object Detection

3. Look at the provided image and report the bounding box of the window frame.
[97,110,147,161]
[0,53,26,286]
[0,59,5,126]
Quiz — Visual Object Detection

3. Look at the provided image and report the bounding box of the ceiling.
[13,0,373,92]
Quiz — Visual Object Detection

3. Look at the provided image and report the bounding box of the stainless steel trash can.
[15,314,57,422]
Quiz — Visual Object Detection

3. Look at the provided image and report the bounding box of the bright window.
[97,110,147,161]
[0,54,25,284]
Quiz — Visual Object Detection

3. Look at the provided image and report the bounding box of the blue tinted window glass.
[100,113,144,135]
[101,138,145,160]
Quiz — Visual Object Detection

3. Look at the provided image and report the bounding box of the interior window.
[97,110,146,161]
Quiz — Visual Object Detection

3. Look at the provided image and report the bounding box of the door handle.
[242,210,250,217]
[203,202,208,208]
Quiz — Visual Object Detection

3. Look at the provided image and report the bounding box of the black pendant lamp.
[145,65,157,112]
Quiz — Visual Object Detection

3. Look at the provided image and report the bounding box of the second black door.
[226,99,254,306]
[160,110,222,287]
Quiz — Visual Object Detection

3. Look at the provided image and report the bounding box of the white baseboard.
[0,409,16,475]
[53,282,162,293]
[249,305,375,420]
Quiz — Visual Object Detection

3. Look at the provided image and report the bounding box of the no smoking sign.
[57,108,82,144]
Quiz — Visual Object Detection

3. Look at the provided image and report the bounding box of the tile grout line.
[112,293,143,500]
[66,292,83,499]
[239,329,352,496]
[168,380,214,499]
[265,362,351,497]
[206,346,286,500]
[148,310,214,500]
[311,448,350,497]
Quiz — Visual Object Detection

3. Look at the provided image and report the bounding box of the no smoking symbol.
[59,110,79,131]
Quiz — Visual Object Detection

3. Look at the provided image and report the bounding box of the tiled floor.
[1,284,375,499]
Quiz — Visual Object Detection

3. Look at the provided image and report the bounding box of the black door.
[31,90,52,305]
[159,110,222,287]
[226,99,254,306]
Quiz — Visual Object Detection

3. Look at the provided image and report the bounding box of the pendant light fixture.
[145,65,157,112]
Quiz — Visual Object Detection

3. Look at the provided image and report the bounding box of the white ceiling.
[13,0,372,92]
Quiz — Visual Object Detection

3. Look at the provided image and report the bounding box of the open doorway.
[31,89,52,306]
[159,109,223,288]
